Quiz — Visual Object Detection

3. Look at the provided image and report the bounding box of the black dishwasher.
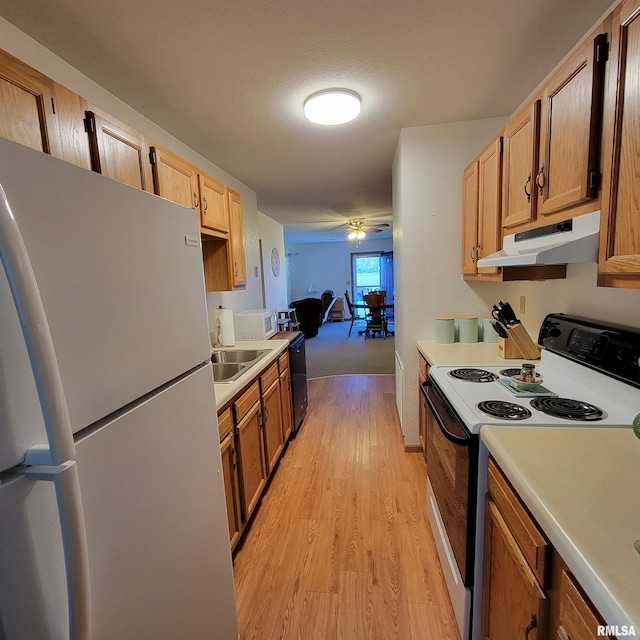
[289,333,308,436]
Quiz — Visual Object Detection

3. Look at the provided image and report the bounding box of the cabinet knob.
[536,164,545,196]
[524,173,532,203]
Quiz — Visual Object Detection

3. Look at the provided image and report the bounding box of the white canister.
[482,315,498,343]
[434,317,455,344]
[458,316,479,343]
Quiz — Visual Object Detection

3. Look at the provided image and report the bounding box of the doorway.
[351,251,394,309]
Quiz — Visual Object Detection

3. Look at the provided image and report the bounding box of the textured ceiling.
[0,0,614,242]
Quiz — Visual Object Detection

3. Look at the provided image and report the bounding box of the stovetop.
[429,350,640,434]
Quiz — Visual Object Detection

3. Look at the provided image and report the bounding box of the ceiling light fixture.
[303,89,361,125]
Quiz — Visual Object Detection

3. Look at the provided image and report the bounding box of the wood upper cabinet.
[86,109,153,192]
[228,189,247,289]
[149,143,199,209]
[462,160,479,275]
[0,48,63,158]
[502,101,541,228]
[52,83,92,170]
[462,136,502,279]
[537,34,608,217]
[198,172,229,235]
[598,0,640,289]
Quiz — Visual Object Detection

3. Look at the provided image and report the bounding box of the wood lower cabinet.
[86,109,153,191]
[483,458,614,640]
[278,351,294,442]
[218,352,294,551]
[598,0,640,289]
[218,407,241,549]
[234,382,266,523]
[482,498,549,640]
[418,353,429,460]
[261,363,283,475]
[0,48,63,159]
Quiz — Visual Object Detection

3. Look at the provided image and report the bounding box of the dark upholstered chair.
[290,297,324,338]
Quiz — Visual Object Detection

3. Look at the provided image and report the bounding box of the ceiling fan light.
[348,230,357,240]
[304,90,361,125]
[356,230,366,239]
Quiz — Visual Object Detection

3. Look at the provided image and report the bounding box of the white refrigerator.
[0,138,239,639]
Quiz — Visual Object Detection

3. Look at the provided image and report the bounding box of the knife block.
[498,323,541,360]
[497,336,523,359]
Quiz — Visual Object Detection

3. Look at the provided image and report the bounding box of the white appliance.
[0,138,239,640]
[423,313,640,640]
[234,308,277,340]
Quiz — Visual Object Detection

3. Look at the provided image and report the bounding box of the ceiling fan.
[343,217,390,240]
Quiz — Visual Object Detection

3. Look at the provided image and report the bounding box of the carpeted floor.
[304,318,396,378]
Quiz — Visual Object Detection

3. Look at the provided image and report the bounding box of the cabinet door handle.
[193,192,199,209]
[536,164,545,196]
[557,625,570,640]
[524,173,532,203]
[525,614,537,639]
[476,245,481,259]
[203,196,208,213]
[470,247,476,263]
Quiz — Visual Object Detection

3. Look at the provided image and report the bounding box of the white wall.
[393,117,508,446]
[256,212,289,313]
[0,17,280,324]
[286,238,393,304]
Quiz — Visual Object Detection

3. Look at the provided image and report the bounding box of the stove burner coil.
[530,397,604,421]
[476,400,532,420]
[499,368,522,378]
[449,368,498,383]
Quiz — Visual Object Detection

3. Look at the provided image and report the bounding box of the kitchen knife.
[500,301,520,325]
[490,320,509,338]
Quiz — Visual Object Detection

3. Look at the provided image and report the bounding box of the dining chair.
[344,290,366,337]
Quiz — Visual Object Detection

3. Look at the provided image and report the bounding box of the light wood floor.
[233,375,461,640]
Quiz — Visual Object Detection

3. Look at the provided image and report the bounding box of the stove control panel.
[539,314,640,388]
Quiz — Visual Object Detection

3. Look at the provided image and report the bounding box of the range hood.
[477,210,600,267]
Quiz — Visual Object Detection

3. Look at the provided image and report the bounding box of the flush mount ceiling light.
[303,89,361,125]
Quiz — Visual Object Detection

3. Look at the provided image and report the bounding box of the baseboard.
[404,444,423,454]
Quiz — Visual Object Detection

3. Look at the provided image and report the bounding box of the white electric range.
[422,313,640,640]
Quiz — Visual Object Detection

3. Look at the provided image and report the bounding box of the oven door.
[422,377,478,587]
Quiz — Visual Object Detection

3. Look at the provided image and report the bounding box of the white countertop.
[212,339,289,409]
[417,339,539,366]
[481,425,640,630]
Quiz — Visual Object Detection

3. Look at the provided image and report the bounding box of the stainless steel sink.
[211,349,267,363]
[211,348,270,382]
[211,362,246,383]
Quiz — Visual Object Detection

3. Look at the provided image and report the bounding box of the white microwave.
[233,309,277,340]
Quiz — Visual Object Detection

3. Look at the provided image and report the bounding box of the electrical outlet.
[519,296,526,314]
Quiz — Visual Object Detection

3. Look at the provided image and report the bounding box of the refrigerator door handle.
[20,460,91,640]
[0,184,75,466]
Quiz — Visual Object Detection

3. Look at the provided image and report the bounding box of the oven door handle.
[421,380,472,447]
